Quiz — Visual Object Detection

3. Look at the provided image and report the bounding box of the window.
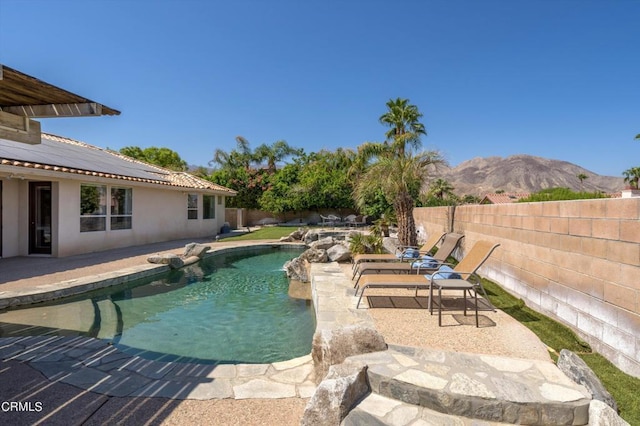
[80,185,107,232]
[203,195,215,219]
[187,194,198,219]
[111,187,132,230]
[218,195,223,205]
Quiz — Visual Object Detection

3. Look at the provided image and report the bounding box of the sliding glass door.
[29,181,52,255]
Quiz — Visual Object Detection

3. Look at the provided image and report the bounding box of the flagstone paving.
[0,242,595,425]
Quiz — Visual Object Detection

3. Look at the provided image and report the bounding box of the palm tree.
[623,167,640,189]
[354,98,444,246]
[254,140,302,172]
[211,136,252,169]
[378,97,426,157]
[429,178,455,199]
[577,173,588,190]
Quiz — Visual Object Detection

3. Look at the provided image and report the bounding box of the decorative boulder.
[300,248,329,263]
[304,230,320,244]
[289,228,306,241]
[310,236,335,250]
[327,244,351,262]
[311,325,387,384]
[183,243,210,259]
[283,257,309,282]
[588,400,630,426]
[557,349,618,412]
[301,361,370,426]
[147,253,184,269]
[279,236,295,242]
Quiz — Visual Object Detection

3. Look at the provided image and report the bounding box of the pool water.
[0,247,315,364]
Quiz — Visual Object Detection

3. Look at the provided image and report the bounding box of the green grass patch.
[220,226,298,241]
[480,277,639,423]
[580,353,640,425]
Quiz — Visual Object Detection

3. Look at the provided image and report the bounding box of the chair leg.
[438,286,442,326]
[356,287,366,308]
[463,289,467,316]
[474,288,479,327]
[429,283,436,315]
[476,283,496,312]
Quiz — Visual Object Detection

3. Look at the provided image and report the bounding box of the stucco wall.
[1,174,228,258]
[414,198,640,378]
[0,178,20,257]
[57,181,226,257]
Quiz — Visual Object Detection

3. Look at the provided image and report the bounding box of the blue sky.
[1,0,638,177]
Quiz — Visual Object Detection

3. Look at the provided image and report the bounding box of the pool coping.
[0,242,306,310]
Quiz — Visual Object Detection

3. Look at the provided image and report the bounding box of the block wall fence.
[414,198,640,378]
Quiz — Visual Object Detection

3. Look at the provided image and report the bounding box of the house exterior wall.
[0,173,229,258]
[1,178,20,257]
[414,198,640,378]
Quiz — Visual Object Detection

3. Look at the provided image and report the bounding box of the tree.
[208,136,303,208]
[577,173,588,190]
[253,140,302,172]
[354,98,444,246]
[623,167,640,189]
[119,146,188,171]
[428,178,455,199]
[635,134,640,139]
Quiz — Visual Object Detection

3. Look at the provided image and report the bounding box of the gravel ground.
[160,398,309,426]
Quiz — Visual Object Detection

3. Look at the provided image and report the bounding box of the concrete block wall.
[414,198,640,378]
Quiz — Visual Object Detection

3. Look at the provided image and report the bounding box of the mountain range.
[439,154,625,197]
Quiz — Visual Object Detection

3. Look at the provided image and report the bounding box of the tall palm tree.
[211,136,253,169]
[623,167,640,189]
[354,98,444,246]
[254,140,302,172]
[378,97,426,156]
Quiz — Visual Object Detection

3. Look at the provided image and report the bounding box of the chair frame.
[354,241,501,326]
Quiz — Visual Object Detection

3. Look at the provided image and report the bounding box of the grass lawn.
[220,226,297,241]
[482,278,640,424]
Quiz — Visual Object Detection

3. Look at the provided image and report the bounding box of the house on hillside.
[480,192,530,204]
[0,64,235,258]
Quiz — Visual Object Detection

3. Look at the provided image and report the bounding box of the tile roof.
[480,193,530,204]
[0,133,236,194]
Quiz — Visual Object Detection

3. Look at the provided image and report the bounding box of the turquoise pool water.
[0,246,315,364]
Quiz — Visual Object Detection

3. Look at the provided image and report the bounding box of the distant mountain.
[440,154,624,197]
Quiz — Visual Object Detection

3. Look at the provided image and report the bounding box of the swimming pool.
[0,246,315,364]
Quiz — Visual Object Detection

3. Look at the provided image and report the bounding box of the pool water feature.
[0,246,315,364]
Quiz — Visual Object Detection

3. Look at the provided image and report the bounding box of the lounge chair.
[345,214,368,228]
[351,232,447,271]
[352,233,464,283]
[320,214,341,226]
[354,241,501,328]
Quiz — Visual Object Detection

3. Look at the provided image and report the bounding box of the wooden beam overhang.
[1,102,104,118]
[0,64,120,117]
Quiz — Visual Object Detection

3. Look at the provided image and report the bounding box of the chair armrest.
[429,270,480,283]
[415,261,451,274]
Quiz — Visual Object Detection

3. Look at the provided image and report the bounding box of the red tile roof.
[480,193,530,204]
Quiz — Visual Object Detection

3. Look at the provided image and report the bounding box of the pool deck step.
[344,345,591,425]
[310,263,592,425]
